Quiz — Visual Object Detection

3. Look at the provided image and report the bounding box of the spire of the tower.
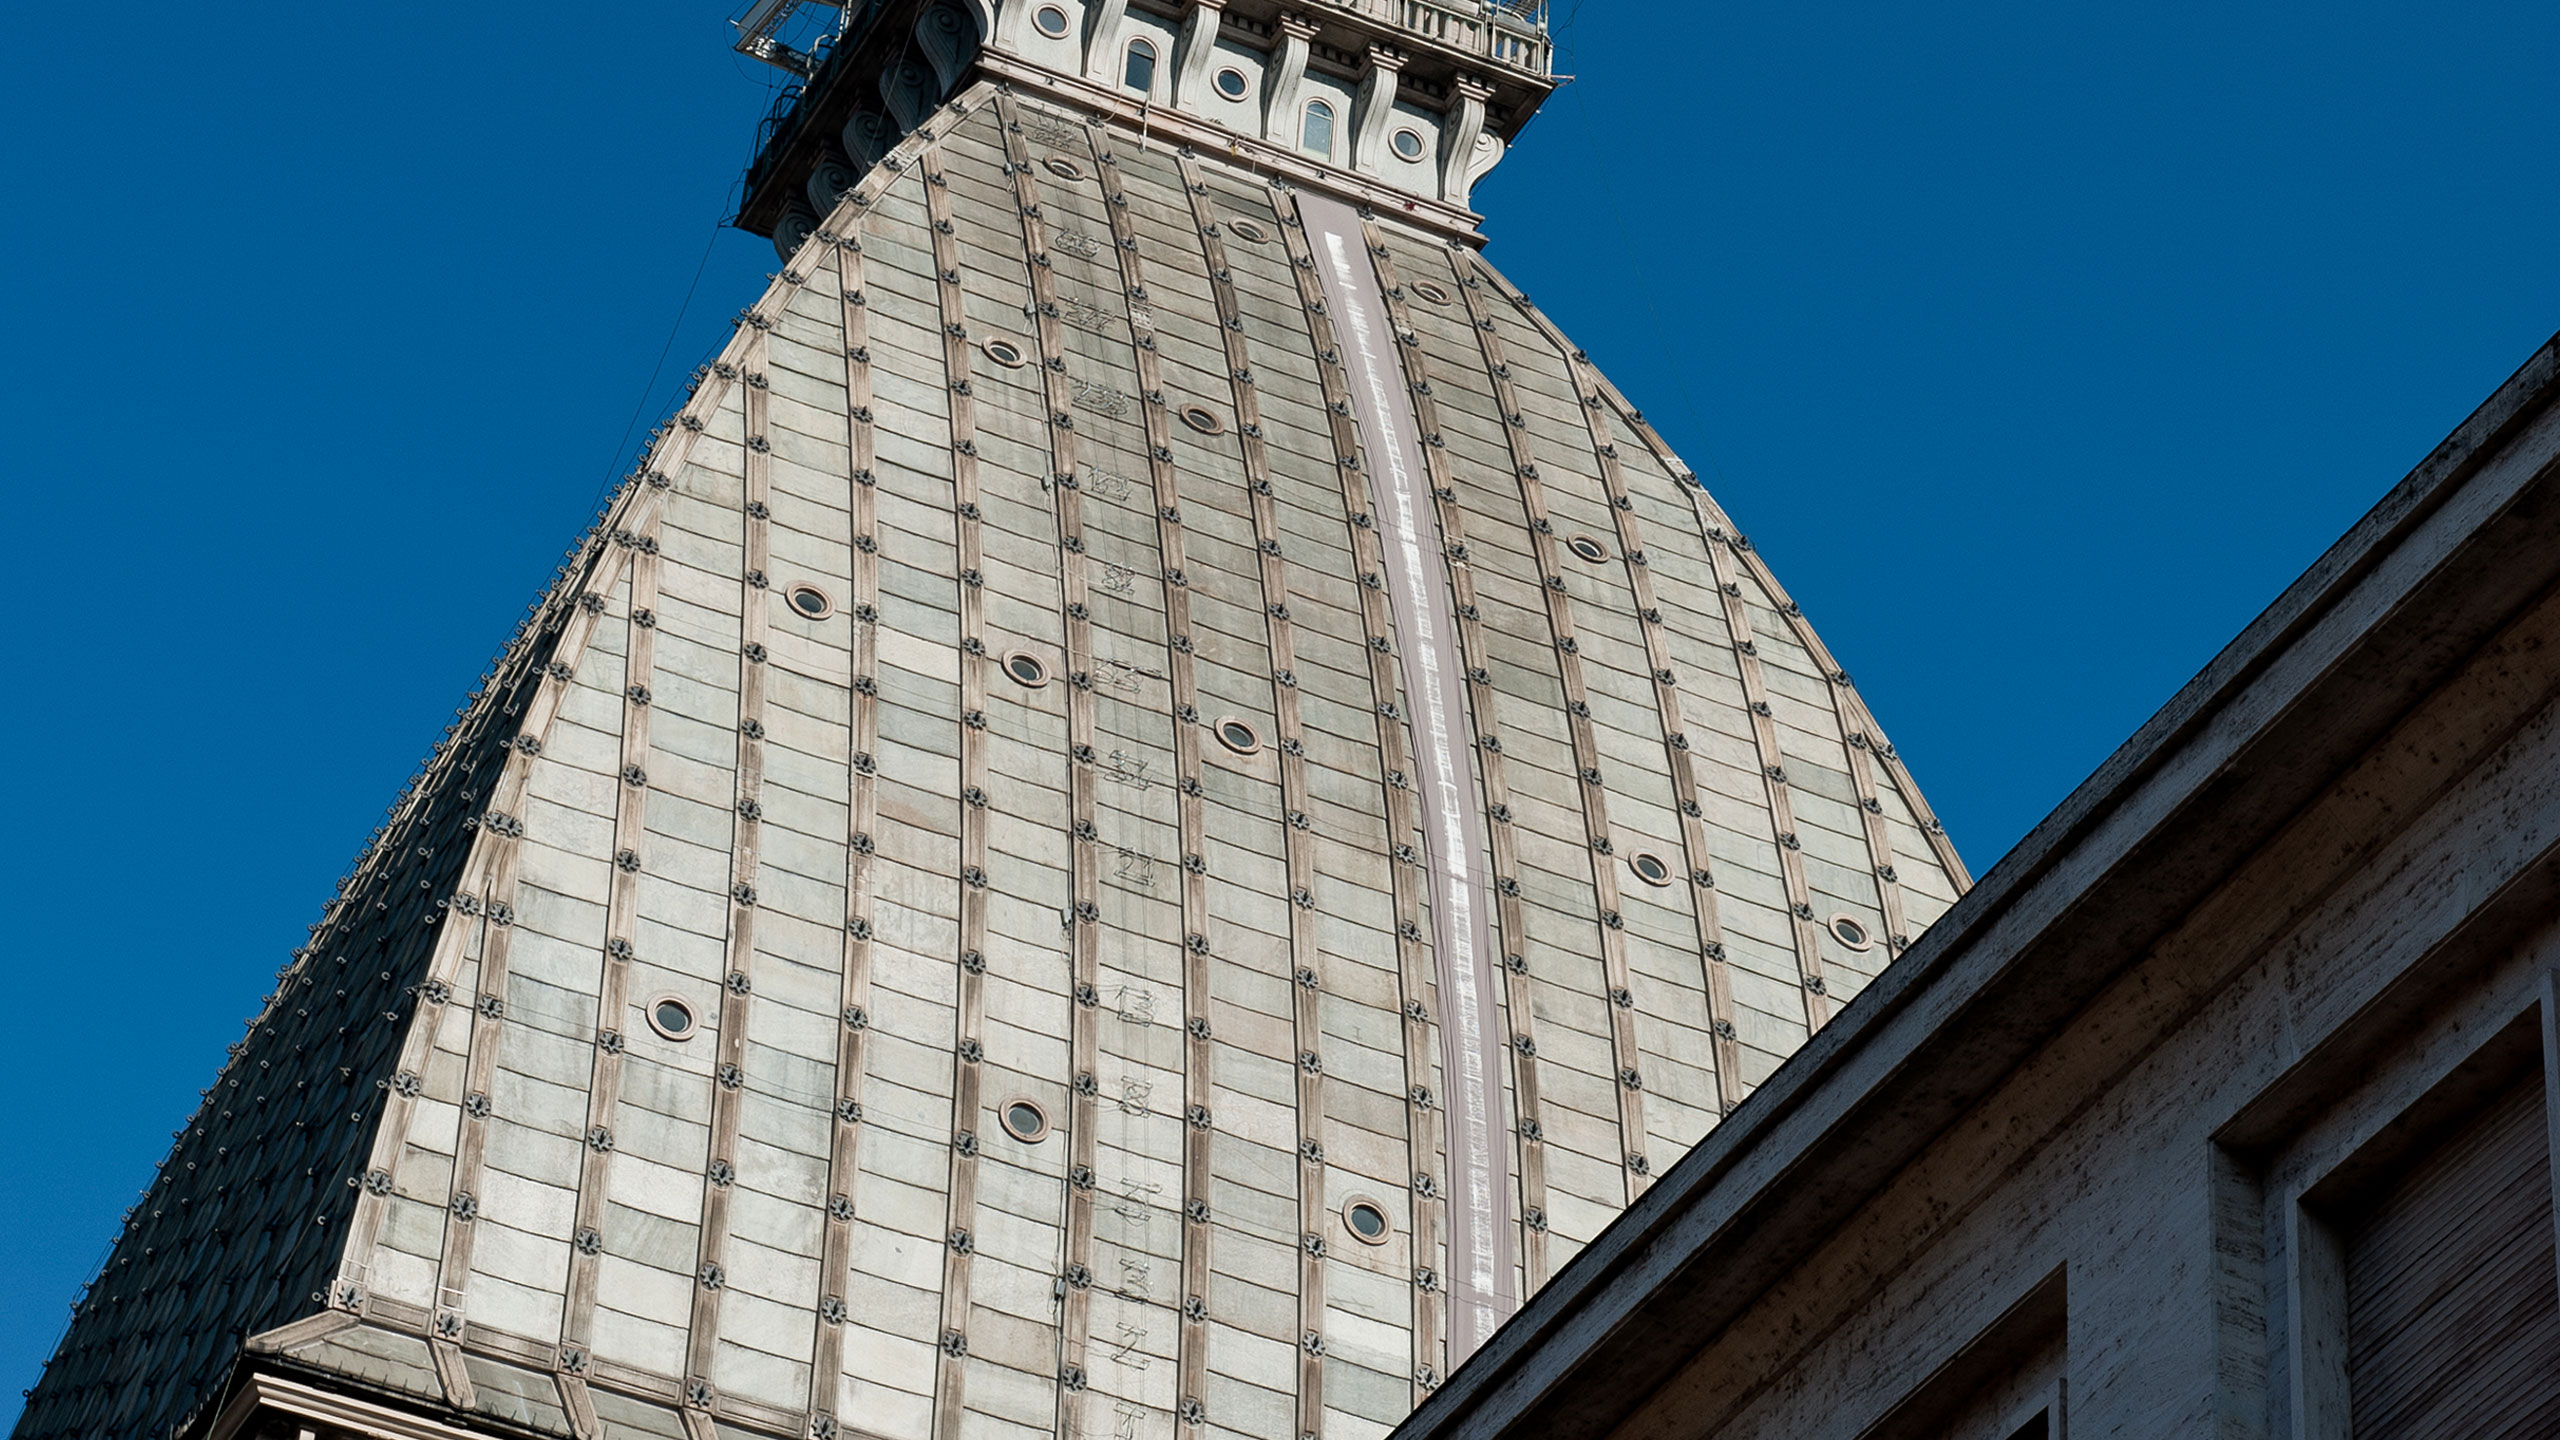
[736,0,1558,255]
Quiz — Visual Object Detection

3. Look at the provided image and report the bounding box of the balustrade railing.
[1344,0,1553,77]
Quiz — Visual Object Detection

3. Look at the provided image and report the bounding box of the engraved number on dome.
[999,1098,1052,1144]
[787,584,834,620]
[1214,716,1263,756]
[1033,4,1070,37]
[1342,1195,1391,1244]
[1628,852,1674,888]
[1828,915,1875,952]
[1410,279,1452,306]
[1566,533,1610,564]
[1044,156,1088,182]
[1214,67,1250,101]
[1002,650,1052,688]
[646,995,698,1042]
[1226,217,1270,244]
[981,336,1029,369]
[1390,128,1428,162]
[1179,404,1226,436]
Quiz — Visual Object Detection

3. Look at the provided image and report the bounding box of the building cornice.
[207,1373,508,1440]
[971,56,1489,237]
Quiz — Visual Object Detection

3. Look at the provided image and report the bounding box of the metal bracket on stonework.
[553,1368,601,1440]
[428,1335,477,1411]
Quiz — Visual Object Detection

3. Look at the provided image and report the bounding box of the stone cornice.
[971,56,1490,238]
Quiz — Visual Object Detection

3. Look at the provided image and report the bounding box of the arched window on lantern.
[1301,99,1336,159]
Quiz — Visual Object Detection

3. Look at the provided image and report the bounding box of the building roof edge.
[1393,326,2560,1440]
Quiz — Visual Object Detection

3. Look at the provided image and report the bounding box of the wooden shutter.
[2344,1069,2560,1439]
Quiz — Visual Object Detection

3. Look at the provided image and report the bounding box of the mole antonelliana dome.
[17,5,1967,1440]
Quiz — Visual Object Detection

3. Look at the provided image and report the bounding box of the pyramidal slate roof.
[19,72,1966,1440]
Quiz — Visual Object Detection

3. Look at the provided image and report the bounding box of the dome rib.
[1427,242,1755,1128]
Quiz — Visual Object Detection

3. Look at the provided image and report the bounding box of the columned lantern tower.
[16,5,1970,1440]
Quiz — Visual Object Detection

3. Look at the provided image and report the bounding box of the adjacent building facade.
[1397,337,2560,1440]
[14,5,1973,1440]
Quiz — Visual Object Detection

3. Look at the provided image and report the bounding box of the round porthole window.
[1828,915,1875,952]
[1566,533,1610,564]
[646,994,698,1042]
[1044,156,1087,182]
[998,1097,1051,1144]
[786,584,833,620]
[1002,649,1051,688]
[1342,1195,1391,1244]
[1226,217,1269,244]
[981,336,1028,369]
[1390,128,1427,162]
[1179,404,1225,435]
[1628,852,1674,888]
[1409,279,1451,305]
[1213,716,1262,756]
[1214,66,1250,101]
[1033,4,1071,38]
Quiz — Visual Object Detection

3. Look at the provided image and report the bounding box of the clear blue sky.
[3,0,2554,1417]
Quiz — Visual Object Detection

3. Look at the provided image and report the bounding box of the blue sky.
[3,0,2555,1417]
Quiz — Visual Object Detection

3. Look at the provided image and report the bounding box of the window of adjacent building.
[2275,1006,2560,1440]
[1123,38,1157,95]
[1301,99,1335,159]
[2341,1067,2559,1438]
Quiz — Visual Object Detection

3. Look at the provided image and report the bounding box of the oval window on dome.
[1214,716,1263,756]
[1002,649,1051,688]
[1044,156,1088,182]
[786,584,834,620]
[980,336,1028,369]
[1342,1195,1391,1244]
[1214,67,1250,101]
[1226,217,1270,244]
[1179,404,1225,435]
[1390,127,1427,162]
[1828,914,1875,952]
[1032,4,1071,38]
[1409,279,1451,306]
[998,1097,1051,1144]
[1566,533,1610,564]
[646,994,699,1042]
[1628,852,1674,888]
